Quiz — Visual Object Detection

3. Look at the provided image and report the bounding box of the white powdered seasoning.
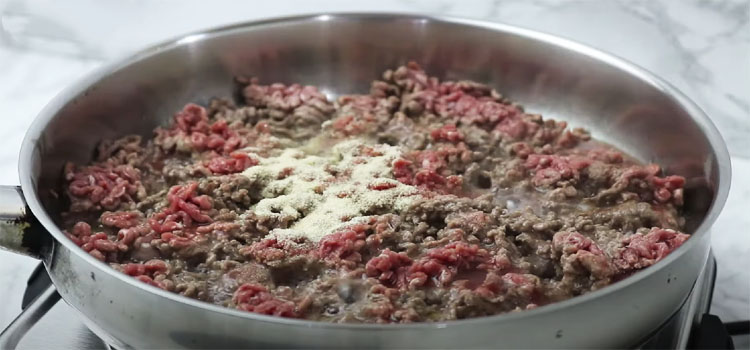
[241,138,420,242]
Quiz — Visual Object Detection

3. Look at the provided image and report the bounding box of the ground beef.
[60,62,688,323]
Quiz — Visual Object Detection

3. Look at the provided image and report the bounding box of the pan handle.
[0,185,52,260]
[0,284,61,349]
[0,186,58,349]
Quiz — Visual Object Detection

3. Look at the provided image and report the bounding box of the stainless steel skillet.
[0,13,730,349]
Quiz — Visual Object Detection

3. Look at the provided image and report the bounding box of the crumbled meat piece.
[240,81,334,139]
[553,231,614,279]
[596,163,686,205]
[407,242,489,288]
[430,124,464,143]
[317,227,367,268]
[525,154,591,187]
[100,211,143,229]
[241,238,311,264]
[205,152,258,174]
[156,103,247,154]
[65,163,145,212]
[614,227,689,270]
[365,249,412,287]
[233,283,297,317]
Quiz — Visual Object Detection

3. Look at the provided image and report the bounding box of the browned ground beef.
[61,62,689,323]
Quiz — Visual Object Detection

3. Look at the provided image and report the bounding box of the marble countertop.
[0,0,747,342]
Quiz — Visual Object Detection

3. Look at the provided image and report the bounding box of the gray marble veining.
[0,0,747,340]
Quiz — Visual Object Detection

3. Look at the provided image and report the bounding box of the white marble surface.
[0,0,748,341]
